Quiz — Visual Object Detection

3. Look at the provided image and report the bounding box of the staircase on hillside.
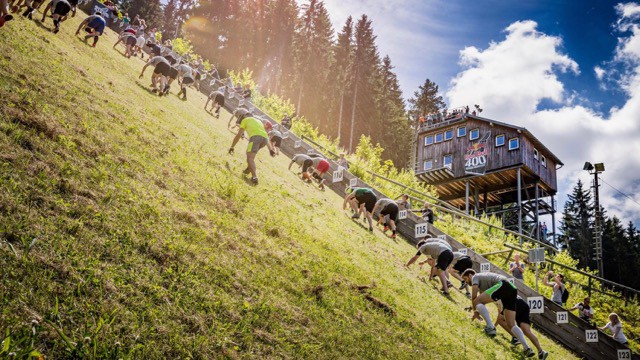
[193,62,636,360]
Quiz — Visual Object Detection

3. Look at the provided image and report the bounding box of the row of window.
[425,129,522,151]
[423,154,453,171]
[425,126,471,145]
[534,148,547,167]
[423,152,545,171]
[422,138,547,171]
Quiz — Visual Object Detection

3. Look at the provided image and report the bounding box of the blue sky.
[322,0,640,227]
[324,0,621,111]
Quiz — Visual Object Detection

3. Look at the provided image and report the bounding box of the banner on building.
[464,132,491,175]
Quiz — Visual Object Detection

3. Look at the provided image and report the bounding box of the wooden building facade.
[414,114,563,243]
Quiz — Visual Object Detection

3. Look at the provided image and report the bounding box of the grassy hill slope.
[0,13,577,359]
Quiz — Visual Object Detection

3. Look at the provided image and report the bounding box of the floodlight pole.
[592,169,604,283]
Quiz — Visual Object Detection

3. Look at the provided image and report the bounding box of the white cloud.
[594,66,605,80]
[446,13,640,226]
[446,20,578,120]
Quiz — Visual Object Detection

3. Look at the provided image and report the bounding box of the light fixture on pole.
[584,162,605,282]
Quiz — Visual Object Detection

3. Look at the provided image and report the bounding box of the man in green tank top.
[229,111,275,184]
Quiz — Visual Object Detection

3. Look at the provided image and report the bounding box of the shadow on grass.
[32,19,52,32]
[135,82,163,96]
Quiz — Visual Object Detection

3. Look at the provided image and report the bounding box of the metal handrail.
[299,133,558,252]
[365,170,558,252]
[503,243,640,298]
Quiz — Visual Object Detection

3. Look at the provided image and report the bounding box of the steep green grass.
[0,13,577,359]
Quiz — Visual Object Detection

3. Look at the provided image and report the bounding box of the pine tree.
[162,0,198,39]
[120,0,164,29]
[328,16,354,141]
[407,78,446,121]
[263,0,298,94]
[375,55,411,168]
[559,180,595,269]
[187,0,242,70]
[347,14,380,152]
[289,0,334,130]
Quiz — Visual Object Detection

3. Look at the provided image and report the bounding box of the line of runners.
[341,185,549,359]
[0,9,602,357]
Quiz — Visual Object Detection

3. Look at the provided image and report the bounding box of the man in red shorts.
[308,157,330,190]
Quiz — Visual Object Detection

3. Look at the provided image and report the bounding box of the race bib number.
[528,296,544,314]
[480,263,490,273]
[332,170,343,183]
[458,248,467,255]
[414,223,429,238]
[306,149,314,155]
[294,140,301,148]
[585,329,598,343]
[349,178,358,187]
[556,311,568,324]
[618,349,631,359]
[398,210,407,220]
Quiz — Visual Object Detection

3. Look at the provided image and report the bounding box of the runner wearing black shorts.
[343,187,377,232]
[205,90,225,117]
[268,129,282,156]
[406,239,454,295]
[147,42,162,56]
[372,198,399,239]
[289,154,314,182]
[462,270,534,357]
[139,56,171,93]
[496,297,548,359]
[48,0,70,33]
[449,252,473,296]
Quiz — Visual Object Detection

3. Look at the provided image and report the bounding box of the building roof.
[422,114,564,166]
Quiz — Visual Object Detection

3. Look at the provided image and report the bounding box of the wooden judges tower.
[414,111,563,245]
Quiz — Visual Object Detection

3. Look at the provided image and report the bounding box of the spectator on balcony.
[421,202,434,224]
[570,297,594,325]
[600,313,628,345]
[509,253,525,280]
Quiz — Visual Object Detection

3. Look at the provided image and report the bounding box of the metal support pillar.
[551,195,557,247]
[517,168,523,244]
[484,189,488,215]
[534,180,539,241]
[474,186,480,217]
[465,179,470,214]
